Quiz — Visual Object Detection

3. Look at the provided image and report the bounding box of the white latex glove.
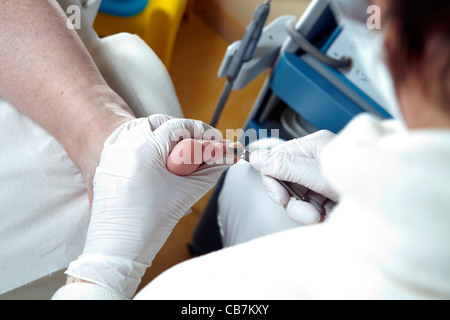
[250,130,339,225]
[65,115,231,299]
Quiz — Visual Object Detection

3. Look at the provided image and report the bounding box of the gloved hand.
[65,115,232,299]
[250,130,339,225]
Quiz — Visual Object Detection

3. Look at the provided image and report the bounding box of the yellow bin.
[94,0,188,69]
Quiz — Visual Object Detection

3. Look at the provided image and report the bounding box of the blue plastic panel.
[99,0,149,17]
[270,53,365,133]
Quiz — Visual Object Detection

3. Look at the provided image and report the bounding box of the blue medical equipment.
[190,0,392,254]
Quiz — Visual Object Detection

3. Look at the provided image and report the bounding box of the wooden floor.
[136,12,267,293]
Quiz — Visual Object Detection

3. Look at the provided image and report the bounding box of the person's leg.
[0,1,136,203]
[218,139,301,247]
[0,1,183,297]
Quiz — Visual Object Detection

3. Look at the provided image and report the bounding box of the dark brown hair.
[385,0,450,109]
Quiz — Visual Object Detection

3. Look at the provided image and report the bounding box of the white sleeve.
[51,283,128,300]
[134,226,382,300]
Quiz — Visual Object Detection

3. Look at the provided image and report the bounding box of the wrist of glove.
[250,130,339,226]
[66,115,232,299]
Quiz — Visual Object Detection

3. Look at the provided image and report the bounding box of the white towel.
[0,99,91,294]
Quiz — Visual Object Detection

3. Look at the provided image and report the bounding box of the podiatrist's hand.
[250,130,339,225]
[65,115,231,299]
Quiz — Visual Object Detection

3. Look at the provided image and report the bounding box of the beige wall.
[213,0,311,26]
[195,0,312,42]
